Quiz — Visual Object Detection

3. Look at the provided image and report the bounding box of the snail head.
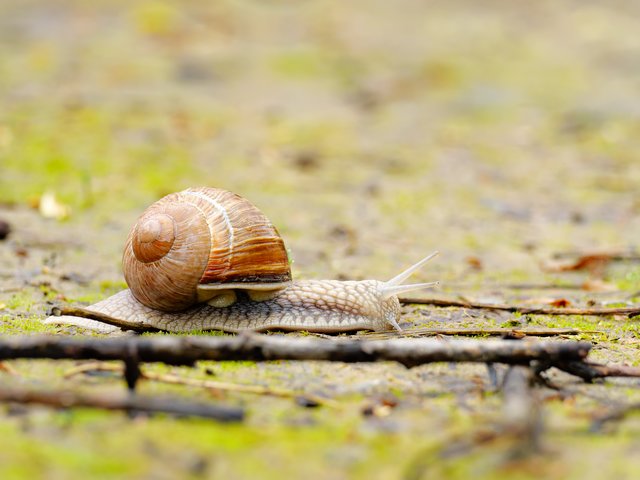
[378,251,440,331]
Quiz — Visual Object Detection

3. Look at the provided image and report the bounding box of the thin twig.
[0,386,244,422]
[359,327,593,339]
[64,362,124,379]
[553,361,640,382]
[400,297,640,317]
[552,250,640,261]
[444,282,603,291]
[64,362,340,408]
[50,306,159,333]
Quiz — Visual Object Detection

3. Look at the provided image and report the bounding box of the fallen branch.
[65,362,340,408]
[552,250,640,262]
[400,297,640,318]
[360,327,591,339]
[0,334,591,369]
[0,386,244,422]
[553,361,640,382]
[542,253,613,276]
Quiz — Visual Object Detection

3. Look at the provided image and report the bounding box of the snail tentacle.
[384,251,439,287]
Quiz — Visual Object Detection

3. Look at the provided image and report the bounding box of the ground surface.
[1,0,640,479]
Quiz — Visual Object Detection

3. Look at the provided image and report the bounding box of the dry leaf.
[520,297,568,306]
[0,362,18,375]
[465,256,483,270]
[542,254,612,278]
[548,298,572,308]
[39,191,71,220]
[502,330,526,340]
[361,394,398,417]
[362,404,392,418]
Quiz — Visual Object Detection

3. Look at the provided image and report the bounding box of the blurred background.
[1,0,639,281]
[1,3,640,478]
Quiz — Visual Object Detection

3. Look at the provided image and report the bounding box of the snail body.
[48,187,438,333]
[76,280,400,333]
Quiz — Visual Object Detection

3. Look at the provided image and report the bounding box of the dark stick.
[582,362,640,378]
[360,327,590,339]
[0,387,244,422]
[552,250,640,261]
[123,341,141,392]
[64,363,341,408]
[400,297,640,317]
[553,361,640,382]
[0,334,591,368]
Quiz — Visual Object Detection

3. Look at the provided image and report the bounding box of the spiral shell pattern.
[122,187,291,312]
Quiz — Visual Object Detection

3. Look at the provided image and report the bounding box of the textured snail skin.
[73,280,401,333]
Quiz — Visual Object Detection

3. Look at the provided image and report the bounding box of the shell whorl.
[123,187,291,312]
[131,213,176,263]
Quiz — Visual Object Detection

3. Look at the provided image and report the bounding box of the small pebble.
[295,396,320,408]
[0,218,10,240]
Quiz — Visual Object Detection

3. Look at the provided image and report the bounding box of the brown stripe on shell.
[185,188,291,286]
[122,187,291,312]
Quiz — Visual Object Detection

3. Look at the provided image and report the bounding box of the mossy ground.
[1,0,640,478]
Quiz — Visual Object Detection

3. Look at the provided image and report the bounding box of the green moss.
[268,48,363,87]
[269,49,333,80]
[0,314,59,334]
[618,268,640,292]
[3,291,36,311]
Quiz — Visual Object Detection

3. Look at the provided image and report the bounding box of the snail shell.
[122,187,291,312]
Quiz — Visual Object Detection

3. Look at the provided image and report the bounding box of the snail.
[47,187,439,333]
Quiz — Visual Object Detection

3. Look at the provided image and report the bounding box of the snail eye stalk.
[380,251,440,300]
